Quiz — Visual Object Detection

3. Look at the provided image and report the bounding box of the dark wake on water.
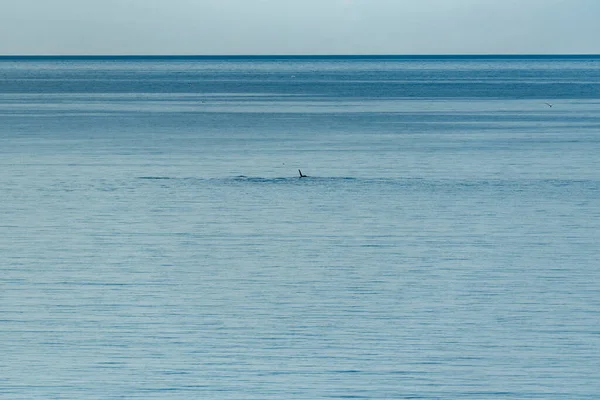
[137,175,358,185]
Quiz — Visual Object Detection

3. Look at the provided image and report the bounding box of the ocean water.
[1,55,600,399]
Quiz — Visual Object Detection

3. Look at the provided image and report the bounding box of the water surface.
[1,56,600,399]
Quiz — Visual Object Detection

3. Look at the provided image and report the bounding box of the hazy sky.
[1,0,599,55]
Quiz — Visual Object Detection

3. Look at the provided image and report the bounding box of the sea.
[1,55,599,399]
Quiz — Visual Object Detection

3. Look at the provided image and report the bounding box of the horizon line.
[1,53,600,60]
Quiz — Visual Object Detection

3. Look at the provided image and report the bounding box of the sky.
[1,0,599,55]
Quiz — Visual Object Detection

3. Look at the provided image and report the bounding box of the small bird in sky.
[544,102,553,107]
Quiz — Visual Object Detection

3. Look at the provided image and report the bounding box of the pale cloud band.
[1,0,599,55]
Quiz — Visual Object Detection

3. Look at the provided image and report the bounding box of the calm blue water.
[1,56,600,399]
